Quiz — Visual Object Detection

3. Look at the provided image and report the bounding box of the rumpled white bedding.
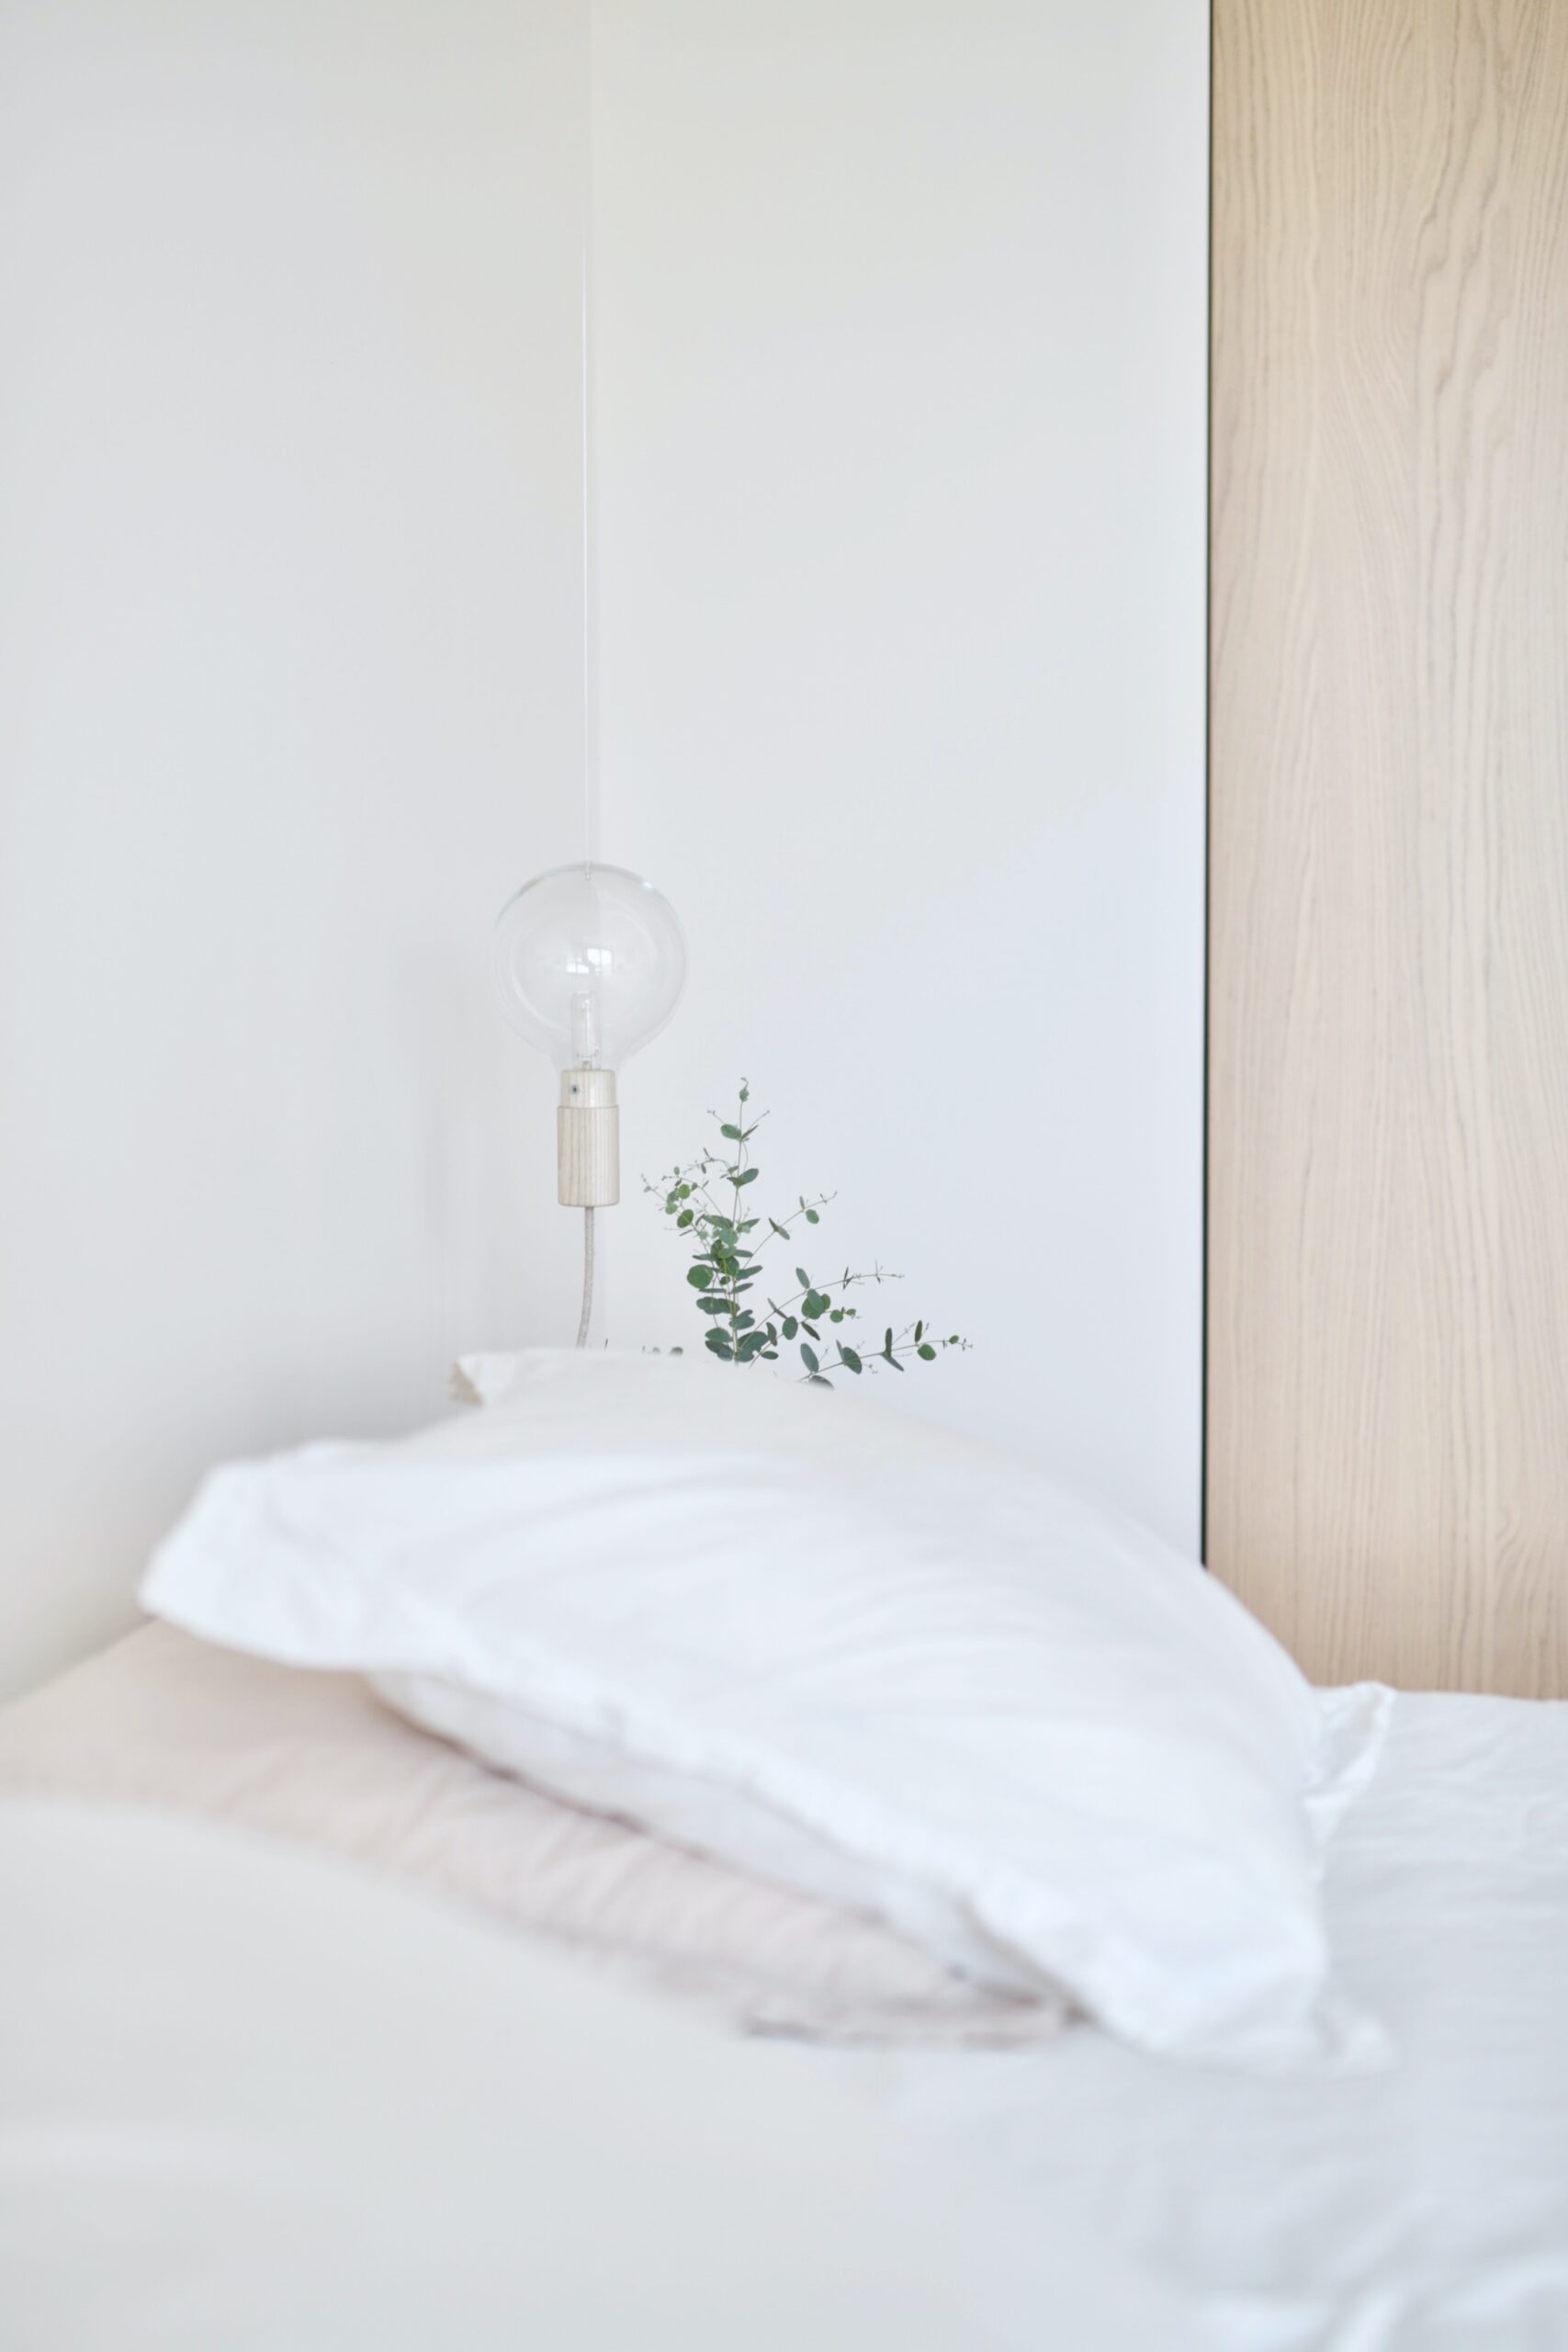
[0,1799,1188,2352]
[829,1691,1568,2350]
[4,1647,1565,2349]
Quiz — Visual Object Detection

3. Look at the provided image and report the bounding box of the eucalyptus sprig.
[644,1081,968,1385]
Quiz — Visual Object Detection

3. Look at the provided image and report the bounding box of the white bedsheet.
[0,1797,1189,2352]
[832,1693,1568,2350]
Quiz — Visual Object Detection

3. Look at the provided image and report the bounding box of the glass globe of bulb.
[491,861,686,1072]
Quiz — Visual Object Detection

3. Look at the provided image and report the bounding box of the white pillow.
[141,1349,1391,2068]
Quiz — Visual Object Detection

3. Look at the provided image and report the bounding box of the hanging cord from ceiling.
[576,0,599,1351]
[578,0,599,876]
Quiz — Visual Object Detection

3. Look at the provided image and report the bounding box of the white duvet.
[0,1797,1188,2352]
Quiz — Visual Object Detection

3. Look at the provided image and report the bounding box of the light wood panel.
[1208,0,1568,1694]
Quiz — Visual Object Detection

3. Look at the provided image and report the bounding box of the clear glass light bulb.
[491,862,686,1070]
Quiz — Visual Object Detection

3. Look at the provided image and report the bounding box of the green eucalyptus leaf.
[659,1087,966,1389]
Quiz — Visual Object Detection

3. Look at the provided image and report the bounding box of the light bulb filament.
[571,989,601,1066]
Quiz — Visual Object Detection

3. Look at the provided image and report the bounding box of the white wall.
[0,0,1207,1700]
[0,0,587,1697]
[594,2,1209,1550]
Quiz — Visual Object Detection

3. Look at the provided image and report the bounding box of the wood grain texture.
[1208,0,1568,1694]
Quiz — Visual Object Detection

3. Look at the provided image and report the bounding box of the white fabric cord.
[575,1206,595,1349]
[578,0,599,867]
[575,7,600,1352]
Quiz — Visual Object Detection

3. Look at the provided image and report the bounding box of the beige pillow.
[0,1623,1066,2047]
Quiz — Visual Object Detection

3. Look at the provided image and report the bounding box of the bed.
[5,1620,1567,2350]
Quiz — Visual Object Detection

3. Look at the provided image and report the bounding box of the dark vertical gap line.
[1200,0,1216,1567]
